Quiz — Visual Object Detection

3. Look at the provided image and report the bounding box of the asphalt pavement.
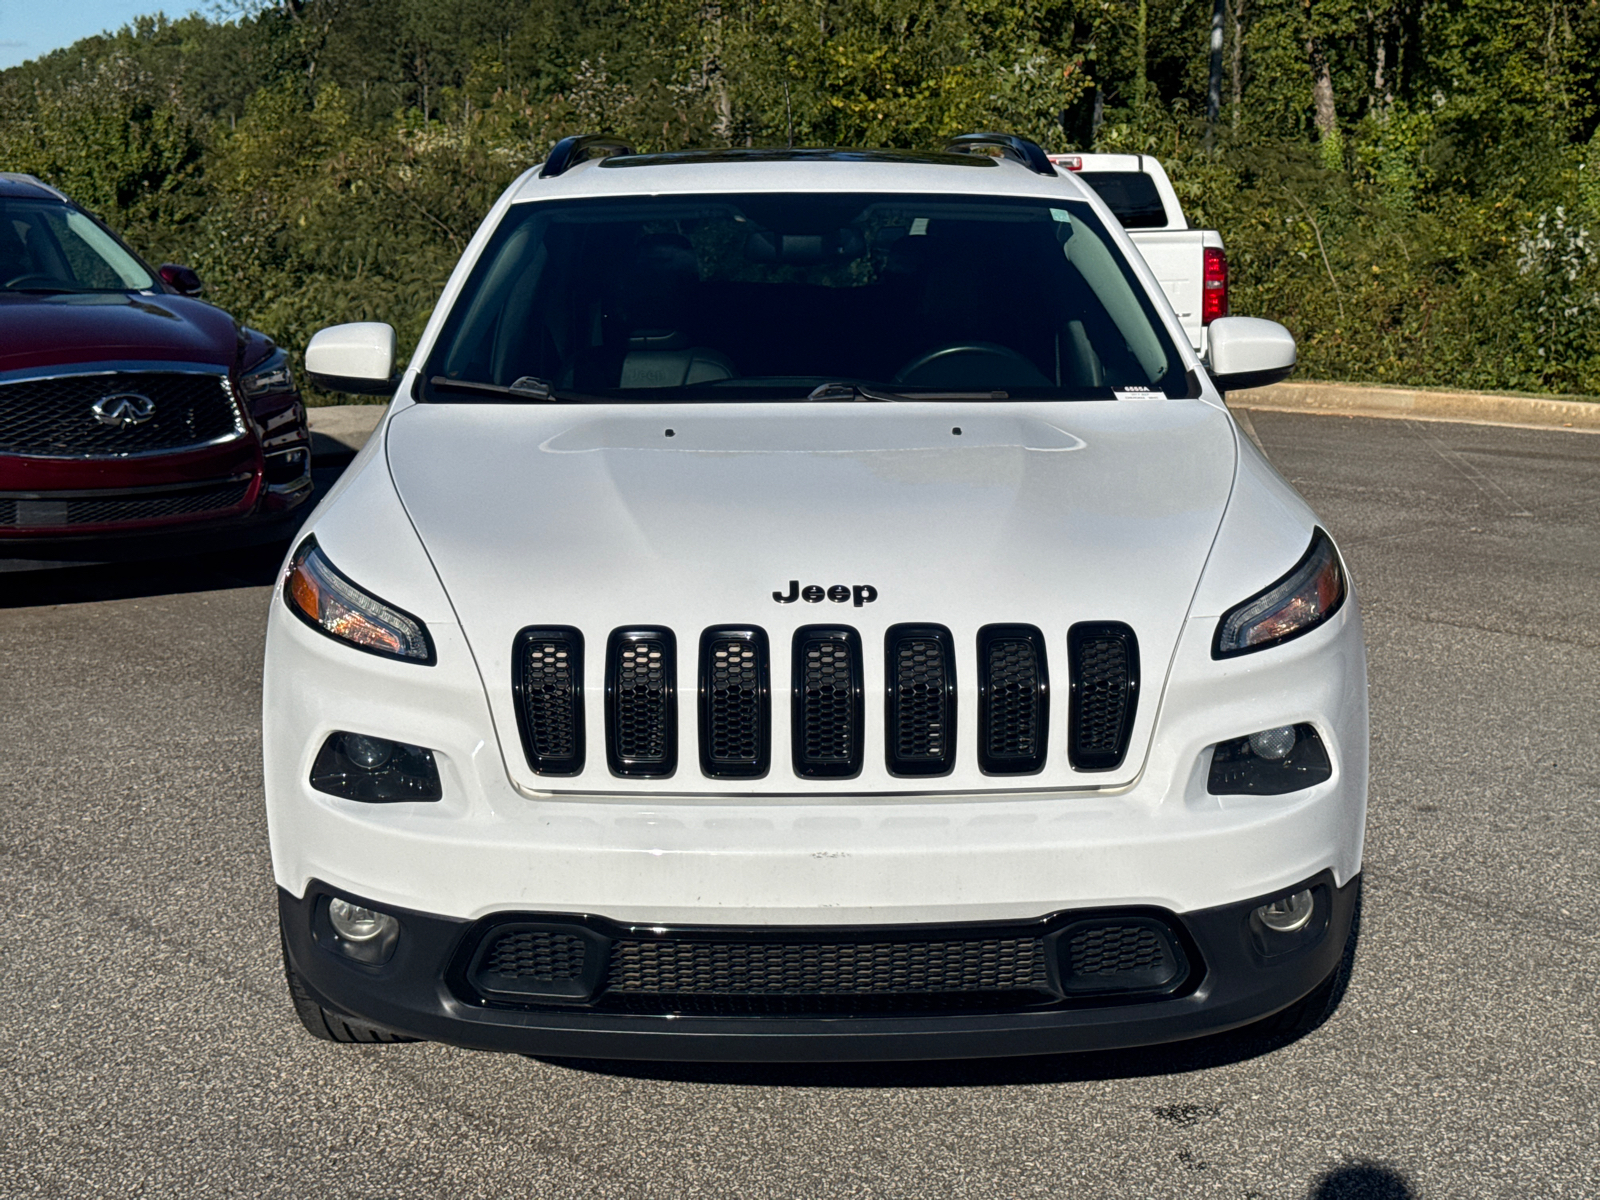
[0,415,1596,1198]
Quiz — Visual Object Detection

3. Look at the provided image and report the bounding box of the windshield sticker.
[909,217,929,236]
[1113,387,1160,401]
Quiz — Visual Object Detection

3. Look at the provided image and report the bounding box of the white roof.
[509,151,1102,204]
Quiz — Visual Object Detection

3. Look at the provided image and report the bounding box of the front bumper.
[281,871,1359,1061]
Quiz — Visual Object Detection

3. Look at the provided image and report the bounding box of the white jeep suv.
[265,133,1365,1061]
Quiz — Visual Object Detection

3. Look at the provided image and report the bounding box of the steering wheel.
[894,342,1053,388]
[4,274,63,289]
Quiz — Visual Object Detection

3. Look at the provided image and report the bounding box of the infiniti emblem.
[91,393,156,428]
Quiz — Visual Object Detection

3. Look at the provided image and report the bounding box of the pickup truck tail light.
[1203,247,1229,324]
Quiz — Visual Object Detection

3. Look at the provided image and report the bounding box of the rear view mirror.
[305,322,397,395]
[158,263,203,297]
[1207,317,1296,392]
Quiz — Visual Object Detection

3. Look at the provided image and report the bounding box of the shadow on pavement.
[0,539,291,608]
[1309,1162,1417,1198]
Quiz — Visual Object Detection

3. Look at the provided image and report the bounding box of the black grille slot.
[977,624,1049,774]
[792,627,863,778]
[0,479,251,528]
[1057,918,1186,994]
[606,628,676,777]
[0,371,241,458]
[512,627,584,775]
[885,624,956,776]
[1067,623,1140,771]
[699,628,770,778]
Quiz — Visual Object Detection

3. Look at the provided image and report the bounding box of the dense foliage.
[3,0,1598,399]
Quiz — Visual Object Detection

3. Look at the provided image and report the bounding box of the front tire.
[281,933,417,1044]
[1256,875,1362,1038]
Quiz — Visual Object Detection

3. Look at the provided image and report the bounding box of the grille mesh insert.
[610,936,1050,995]
[1068,623,1139,771]
[793,628,861,777]
[514,629,583,774]
[0,372,240,458]
[1065,925,1167,975]
[979,626,1048,773]
[887,626,955,775]
[701,630,767,777]
[607,629,675,775]
[483,929,589,981]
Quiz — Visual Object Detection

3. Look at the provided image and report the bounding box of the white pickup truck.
[1050,153,1227,354]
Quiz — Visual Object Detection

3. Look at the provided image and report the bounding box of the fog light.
[1248,725,1296,760]
[1255,889,1315,933]
[342,734,394,770]
[309,731,442,802]
[328,898,396,943]
[1208,723,1331,795]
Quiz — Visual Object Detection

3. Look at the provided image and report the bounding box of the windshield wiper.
[806,381,906,403]
[429,375,564,401]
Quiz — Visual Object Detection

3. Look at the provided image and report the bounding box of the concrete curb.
[307,404,386,461]
[1229,381,1600,432]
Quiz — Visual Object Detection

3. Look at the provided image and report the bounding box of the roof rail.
[0,171,67,200]
[943,133,1056,177]
[540,135,635,178]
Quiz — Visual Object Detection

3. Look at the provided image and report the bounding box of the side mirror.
[158,263,203,297]
[1206,317,1296,392]
[305,322,397,395]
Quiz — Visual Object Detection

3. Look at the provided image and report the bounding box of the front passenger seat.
[616,234,736,388]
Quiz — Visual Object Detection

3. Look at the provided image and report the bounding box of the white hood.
[385,398,1237,795]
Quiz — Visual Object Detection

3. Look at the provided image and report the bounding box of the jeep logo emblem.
[91,393,157,428]
[773,580,878,607]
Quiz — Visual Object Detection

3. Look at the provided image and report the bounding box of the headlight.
[239,349,297,399]
[283,536,434,663]
[1213,529,1346,657]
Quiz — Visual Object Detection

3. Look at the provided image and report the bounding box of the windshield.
[1,198,156,293]
[423,192,1187,402]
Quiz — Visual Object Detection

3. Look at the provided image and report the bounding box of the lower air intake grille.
[0,479,251,528]
[459,913,1195,1014]
[513,628,584,775]
[699,628,769,778]
[1057,918,1186,994]
[606,628,676,777]
[1067,623,1140,771]
[611,937,1049,994]
[886,624,956,776]
[977,624,1049,774]
[792,627,863,778]
[484,930,589,981]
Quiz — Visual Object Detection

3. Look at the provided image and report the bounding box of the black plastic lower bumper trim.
[278,872,1359,1063]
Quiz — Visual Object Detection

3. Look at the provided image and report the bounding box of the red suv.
[1,173,312,563]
